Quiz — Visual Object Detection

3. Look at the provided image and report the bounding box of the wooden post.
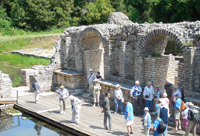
[17,90,18,103]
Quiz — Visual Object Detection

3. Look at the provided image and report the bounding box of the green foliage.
[0,54,50,68]
[152,52,161,57]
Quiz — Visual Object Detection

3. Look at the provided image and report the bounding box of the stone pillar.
[134,56,144,86]
[104,40,111,80]
[119,41,126,82]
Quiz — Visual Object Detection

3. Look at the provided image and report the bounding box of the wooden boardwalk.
[15,93,192,136]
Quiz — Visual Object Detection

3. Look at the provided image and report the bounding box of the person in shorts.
[173,94,182,131]
[124,100,134,136]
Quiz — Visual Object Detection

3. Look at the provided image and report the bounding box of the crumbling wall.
[0,71,12,98]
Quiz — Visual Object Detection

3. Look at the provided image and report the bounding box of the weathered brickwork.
[0,71,12,98]
[19,12,200,104]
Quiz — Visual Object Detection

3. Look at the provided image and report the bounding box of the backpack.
[181,101,186,111]
[156,119,166,133]
[190,108,199,123]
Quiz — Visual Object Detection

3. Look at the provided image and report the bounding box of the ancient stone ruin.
[0,71,12,98]
[20,12,200,104]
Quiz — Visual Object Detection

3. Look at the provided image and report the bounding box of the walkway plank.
[16,94,191,136]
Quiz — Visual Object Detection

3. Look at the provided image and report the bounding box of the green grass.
[0,54,50,68]
[0,63,21,87]
[0,54,50,87]
[3,108,21,114]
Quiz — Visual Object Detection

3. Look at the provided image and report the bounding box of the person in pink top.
[162,92,170,117]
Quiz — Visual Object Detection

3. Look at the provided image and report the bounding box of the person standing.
[130,81,143,115]
[182,103,189,131]
[143,81,155,112]
[124,99,134,136]
[32,78,41,104]
[96,72,103,81]
[34,122,42,136]
[142,107,151,136]
[185,102,200,136]
[159,103,169,136]
[173,94,182,131]
[56,85,69,114]
[102,93,112,130]
[151,112,164,136]
[155,85,163,98]
[87,69,96,96]
[114,84,123,114]
[164,81,172,101]
[90,79,101,107]
[69,95,81,125]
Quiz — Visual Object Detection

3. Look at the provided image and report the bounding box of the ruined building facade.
[21,12,200,104]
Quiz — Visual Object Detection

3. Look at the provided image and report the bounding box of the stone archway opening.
[81,31,104,81]
[140,32,185,91]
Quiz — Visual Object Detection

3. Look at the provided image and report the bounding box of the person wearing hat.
[96,72,103,81]
[130,80,143,115]
[114,84,123,114]
[69,95,81,125]
[185,102,199,136]
[155,85,163,98]
[32,78,41,104]
[173,94,182,131]
[182,102,190,131]
[90,78,101,107]
[56,85,69,114]
[141,107,151,136]
[151,112,163,136]
[160,103,169,136]
[87,69,96,96]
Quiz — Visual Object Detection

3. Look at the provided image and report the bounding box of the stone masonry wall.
[0,71,12,98]
[144,55,175,91]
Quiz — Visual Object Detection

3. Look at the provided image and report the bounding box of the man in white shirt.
[87,69,96,96]
[143,81,155,112]
[56,85,69,114]
[69,95,81,125]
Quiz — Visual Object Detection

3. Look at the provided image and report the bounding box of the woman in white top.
[141,107,151,136]
[114,84,123,114]
[90,79,101,107]
[56,85,69,114]
[143,81,154,112]
[182,103,189,131]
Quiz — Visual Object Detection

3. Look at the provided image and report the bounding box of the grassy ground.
[0,34,54,87]
[0,35,59,53]
[0,55,50,87]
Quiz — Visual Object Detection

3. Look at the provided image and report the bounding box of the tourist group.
[32,69,200,136]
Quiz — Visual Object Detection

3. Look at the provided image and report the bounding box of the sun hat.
[135,81,139,85]
[144,107,149,111]
[187,102,194,107]
[89,69,93,72]
[163,92,167,97]
[93,79,99,82]
[60,85,64,89]
[69,95,74,100]
[116,84,121,88]
[154,112,160,116]
[165,80,169,83]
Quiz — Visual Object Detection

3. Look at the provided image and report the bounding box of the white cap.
[156,85,159,88]
[69,95,74,100]
[93,79,99,82]
[187,102,194,107]
[89,69,93,72]
[135,81,140,85]
[163,92,167,97]
[116,84,121,88]
[144,107,149,111]
[165,80,169,83]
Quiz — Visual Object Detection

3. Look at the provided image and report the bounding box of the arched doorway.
[138,29,187,91]
[76,28,105,88]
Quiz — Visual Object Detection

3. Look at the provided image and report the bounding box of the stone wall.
[0,71,12,98]
[144,55,175,91]
[21,69,34,86]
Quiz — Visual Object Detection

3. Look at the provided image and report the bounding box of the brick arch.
[77,27,107,51]
[75,27,108,74]
[138,28,187,54]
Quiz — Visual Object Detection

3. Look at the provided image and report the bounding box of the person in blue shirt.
[159,103,169,136]
[152,112,163,136]
[124,100,134,136]
[141,107,151,136]
[174,94,182,131]
[130,81,142,115]
[155,85,163,98]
